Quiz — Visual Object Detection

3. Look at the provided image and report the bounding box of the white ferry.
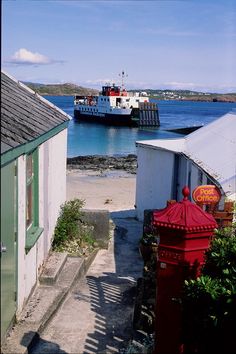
[74,72,160,127]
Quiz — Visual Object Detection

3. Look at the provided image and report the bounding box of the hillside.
[23,82,236,102]
[138,89,236,102]
[24,82,99,96]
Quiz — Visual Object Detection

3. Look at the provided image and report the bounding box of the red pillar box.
[153,186,217,354]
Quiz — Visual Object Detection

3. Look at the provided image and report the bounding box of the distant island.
[145,89,236,103]
[24,82,236,103]
[24,82,99,96]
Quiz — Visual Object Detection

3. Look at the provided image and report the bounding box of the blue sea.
[45,96,236,157]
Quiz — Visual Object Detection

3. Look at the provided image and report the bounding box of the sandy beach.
[66,155,137,212]
[66,168,136,212]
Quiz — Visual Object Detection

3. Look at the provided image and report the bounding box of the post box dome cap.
[152,186,218,231]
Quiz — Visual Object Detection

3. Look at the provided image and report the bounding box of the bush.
[203,226,236,281]
[52,199,95,255]
[183,224,236,353]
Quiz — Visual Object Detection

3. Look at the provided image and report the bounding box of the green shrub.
[203,226,236,281]
[52,199,95,255]
[183,224,236,353]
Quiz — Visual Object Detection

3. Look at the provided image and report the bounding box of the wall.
[135,145,219,221]
[135,146,175,221]
[17,129,67,314]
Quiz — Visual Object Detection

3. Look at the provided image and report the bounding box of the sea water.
[45,96,236,157]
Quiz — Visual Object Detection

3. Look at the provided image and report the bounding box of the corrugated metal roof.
[1,71,71,154]
[184,113,236,196]
[136,112,236,197]
[136,137,185,152]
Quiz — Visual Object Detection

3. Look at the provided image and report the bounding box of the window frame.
[25,149,43,253]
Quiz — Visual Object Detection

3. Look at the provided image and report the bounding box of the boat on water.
[74,71,160,127]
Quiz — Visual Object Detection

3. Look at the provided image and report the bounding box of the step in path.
[2,216,143,354]
[1,251,98,354]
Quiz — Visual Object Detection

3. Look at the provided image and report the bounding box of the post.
[152,186,217,354]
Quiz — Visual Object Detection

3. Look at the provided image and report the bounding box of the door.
[1,161,17,340]
[172,156,190,201]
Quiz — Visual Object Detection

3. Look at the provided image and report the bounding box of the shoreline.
[67,154,137,174]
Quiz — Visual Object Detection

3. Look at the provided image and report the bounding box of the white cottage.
[1,71,71,339]
[135,112,236,221]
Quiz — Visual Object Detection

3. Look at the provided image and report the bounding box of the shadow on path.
[110,209,136,220]
[79,274,137,353]
[76,212,143,353]
[23,331,67,354]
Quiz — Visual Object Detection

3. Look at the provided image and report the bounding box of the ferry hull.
[74,110,139,127]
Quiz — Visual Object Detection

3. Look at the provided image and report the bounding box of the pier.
[138,102,160,127]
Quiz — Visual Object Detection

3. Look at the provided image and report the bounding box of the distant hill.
[23,82,236,102]
[24,82,99,96]
[129,89,236,103]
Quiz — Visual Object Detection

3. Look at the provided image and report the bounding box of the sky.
[2,0,236,93]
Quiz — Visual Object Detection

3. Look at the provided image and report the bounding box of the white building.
[1,71,71,339]
[135,112,236,221]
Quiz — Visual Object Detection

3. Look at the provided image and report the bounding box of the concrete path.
[29,214,143,354]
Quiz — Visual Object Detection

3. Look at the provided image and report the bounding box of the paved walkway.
[29,213,143,354]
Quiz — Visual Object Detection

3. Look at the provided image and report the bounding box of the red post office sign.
[192,185,221,205]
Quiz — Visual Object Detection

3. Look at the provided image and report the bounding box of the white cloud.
[85,78,120,88]
[142,27,200,37]
[164,81,198,90]
[5,48,64,66]
[86,78,114,85]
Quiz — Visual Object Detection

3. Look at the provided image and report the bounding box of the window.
[198,169,203,185]
[26,154,34,229]
[25,149,43,252]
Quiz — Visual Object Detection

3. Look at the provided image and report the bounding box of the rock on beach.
[67,154,137,174]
